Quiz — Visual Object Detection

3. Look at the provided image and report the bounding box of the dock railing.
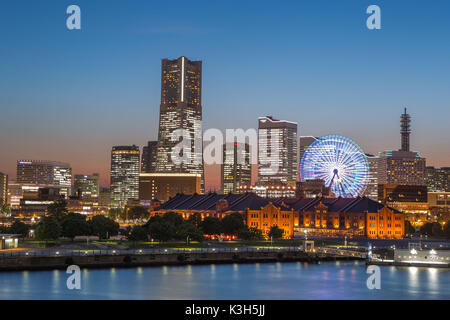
[0,245,367,259]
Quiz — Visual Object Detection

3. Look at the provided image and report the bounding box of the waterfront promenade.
[0,246,366,271]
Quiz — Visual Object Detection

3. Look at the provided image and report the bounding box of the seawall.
[0,250,363,271]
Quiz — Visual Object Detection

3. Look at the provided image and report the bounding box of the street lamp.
[304,230,308,241]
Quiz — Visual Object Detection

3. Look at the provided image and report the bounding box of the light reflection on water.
[0,261,449,300]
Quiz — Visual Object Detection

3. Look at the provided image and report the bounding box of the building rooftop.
[161,193,400,213]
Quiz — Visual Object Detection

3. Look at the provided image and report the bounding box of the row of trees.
[419,221,450,239]
[34,200,120,241]
[0,220,30,237]
[108,206,149,221]
[127,212,284,243]
[6,200,284,242]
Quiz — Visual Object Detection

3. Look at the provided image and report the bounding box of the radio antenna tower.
[400,107,411,152]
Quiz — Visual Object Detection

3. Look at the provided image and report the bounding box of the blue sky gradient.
[1,0,449,188]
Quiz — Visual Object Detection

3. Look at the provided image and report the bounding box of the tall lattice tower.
[400,107,411,152]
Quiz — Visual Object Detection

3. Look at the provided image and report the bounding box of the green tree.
[121,226,132,238]
[108,208,124,221]
[200,217,222,235]
[443,222,450,239]
[420,222,442,237]
[47,199,69,221]
[432,222,443,237]
[35,216,62,241]
[61,213,89,240]
[128,226,149,242]
[0,225,8,233]
[161,212,184,227]
[404,220,415,235]
[1,205,11,216]
[88,215,119,239]
[176,222,204,242]
[127,206,149,220]
[268,226,284,240]
[148,221,176,242]
[8,221,30,238]
[237,226,264,240]
[221,212,245,235]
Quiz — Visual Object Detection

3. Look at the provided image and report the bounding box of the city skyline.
[1,0,450,190]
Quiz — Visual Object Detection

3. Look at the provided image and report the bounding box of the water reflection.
[0,262,449,300]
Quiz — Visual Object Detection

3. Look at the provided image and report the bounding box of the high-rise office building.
[110,146,140,207]
[16,160,72,197]
[221,143,251,194]
[258,116,298,184]
[425,166,450,192]
[365,154,379,201]
[155,56,204,190]
[141,141,158,173]
[378,109,426,186]
[73,173,100,203]
[299,136,318,166]
[378,151,426,186]
[0,172,7,207]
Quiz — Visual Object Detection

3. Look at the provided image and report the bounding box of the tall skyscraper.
[0,172,7,207]
[299,136,318,166]
[365,154,379,201]
[378,109,426,186]
[16,160,72,197]
[141,141,158,173]
[221,142,251,194]
[74,173,100,203]
[110,146,140,207]
[258,116,298,184]
[155,56,204,190]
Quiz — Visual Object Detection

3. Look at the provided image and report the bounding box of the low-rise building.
[155,193,404,239]
[139,173,201,202]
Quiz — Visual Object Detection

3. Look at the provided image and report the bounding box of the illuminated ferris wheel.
[299,135,369,198]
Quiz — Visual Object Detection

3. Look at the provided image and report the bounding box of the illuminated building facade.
[428,192,450,216]
[98,187,111,207]
[73,173,100,204]
[16,160,72,197]
[296,180,332,199]
[247,182,296,198]
[141,141,158,173]
[11,187,62,218]
[283,197,405,239]
[378,150,425,186]
[365,154,379,201]
[0,172,7,207]
[221,143,251,194]
[378,109,426,186]
[258,116,298,184]
[378,184,429,226]
[425,166,450,192]
[155,57,204,190]
[139,173,201,202]
[110,145,140,207]
[155,193,403,239]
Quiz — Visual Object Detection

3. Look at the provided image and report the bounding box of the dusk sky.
[1,0,449,190]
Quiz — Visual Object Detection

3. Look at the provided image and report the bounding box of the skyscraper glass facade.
[155,57,204,190]
[110,146,140,207]
[258,116,298,184]
[221,143,251,194]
